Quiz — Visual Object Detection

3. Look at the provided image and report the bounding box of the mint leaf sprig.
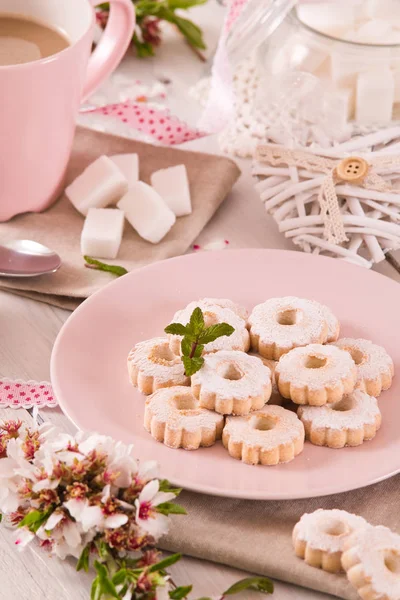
[84,256,128,277]
[164,307,234,376]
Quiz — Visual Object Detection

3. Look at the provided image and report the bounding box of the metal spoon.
[0,240,61,277]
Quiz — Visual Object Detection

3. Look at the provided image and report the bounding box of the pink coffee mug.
[0,0,135,222]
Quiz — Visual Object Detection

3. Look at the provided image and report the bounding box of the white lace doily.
[191,55,396,159]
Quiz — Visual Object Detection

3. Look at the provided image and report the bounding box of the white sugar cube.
[291,37,329,73]
[117,182,176,244]
[66,156,128,216]
[110,154,139,188]
[356,68,395,124]
[331,46,390,88]
[269,33,329,75]
[297,3,356,36]
[331,52,364,87]
[150,165,192,217]
[81,208,125,259]
[328,88,354,129]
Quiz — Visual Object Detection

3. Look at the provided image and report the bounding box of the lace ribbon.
[256,145,394,244]
[0,379,57,409]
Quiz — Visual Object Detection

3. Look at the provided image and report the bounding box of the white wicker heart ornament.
[253,143,400,268]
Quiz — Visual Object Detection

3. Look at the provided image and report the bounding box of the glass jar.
[255,5,400,129]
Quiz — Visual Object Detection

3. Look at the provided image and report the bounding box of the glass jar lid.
[226,0,297,65]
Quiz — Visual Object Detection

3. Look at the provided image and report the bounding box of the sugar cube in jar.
[255,0,400,128]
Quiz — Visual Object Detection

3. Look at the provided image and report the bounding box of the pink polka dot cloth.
[86,101,205,146]
[0,379,57,409]
[225,0,249,32]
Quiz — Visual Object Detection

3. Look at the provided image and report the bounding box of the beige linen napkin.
[160,475,400,600]
[0,127,240,310]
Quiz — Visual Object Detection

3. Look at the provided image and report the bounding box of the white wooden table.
[2,4,400,599]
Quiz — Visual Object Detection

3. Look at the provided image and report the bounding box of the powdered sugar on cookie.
[168,303,250,355]
[192,350,272,415]
[144,386,224,450]
[298,391,380,431]
[294,509,367,554]
[128,337,189,394]
[333,338,394,397]
[223,405,304,464]
[249,297,328,360]
[342,526,400,599]
[198,298,248,322]
[276,344,356,406]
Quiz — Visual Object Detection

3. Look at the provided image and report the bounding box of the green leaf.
[94,561,108,578]
[0,514,3,523]
[90,580,97,600]
[77,545,90,573]
[18,508,54,533]
[90,579,102,600]
[94,561,120,599]
[192,344,204,358]
[149,553,182,573]
[182,355,204,376]
[164,323,188,336]
[84,256,128,277]
[135,0,165,17]
[118,583,130,598]
[96,540,110,561]
[162,11,206,49]
[198,323,235,345]
[156,502,187,516]
[181,337,193,357]
[169,585,193,599]
[112,568,128,586]
[133,35,156,58]
[224,576,274,595]
[189,307,204,335]
[168,0,207,8]
[158,479,182,495]
[18,510,41,528]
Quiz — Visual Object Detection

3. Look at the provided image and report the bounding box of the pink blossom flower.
[35,510,88,559]
[0,420,22,436]
[103,441,138,488]
[64,496,128,532]
[0,475,20,513]
[14,528,35,549]
[0,419,182,582]
[135,480,175,539]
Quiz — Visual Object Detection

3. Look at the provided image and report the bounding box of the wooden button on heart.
[336,157,369,183]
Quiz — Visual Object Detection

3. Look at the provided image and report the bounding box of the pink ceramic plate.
[51,249,399,500]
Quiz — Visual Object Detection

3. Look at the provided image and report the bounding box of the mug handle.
[82,0,136,102]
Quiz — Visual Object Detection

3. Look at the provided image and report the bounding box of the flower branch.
[0,420,273,599]
[97,0,209,58]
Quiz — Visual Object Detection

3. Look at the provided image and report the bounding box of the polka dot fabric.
[86,101,206,146]
[225,0,250,32]
[0,379,57,409]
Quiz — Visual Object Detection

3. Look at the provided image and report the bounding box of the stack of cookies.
[127,296,394,467]
[293,508,400,600]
